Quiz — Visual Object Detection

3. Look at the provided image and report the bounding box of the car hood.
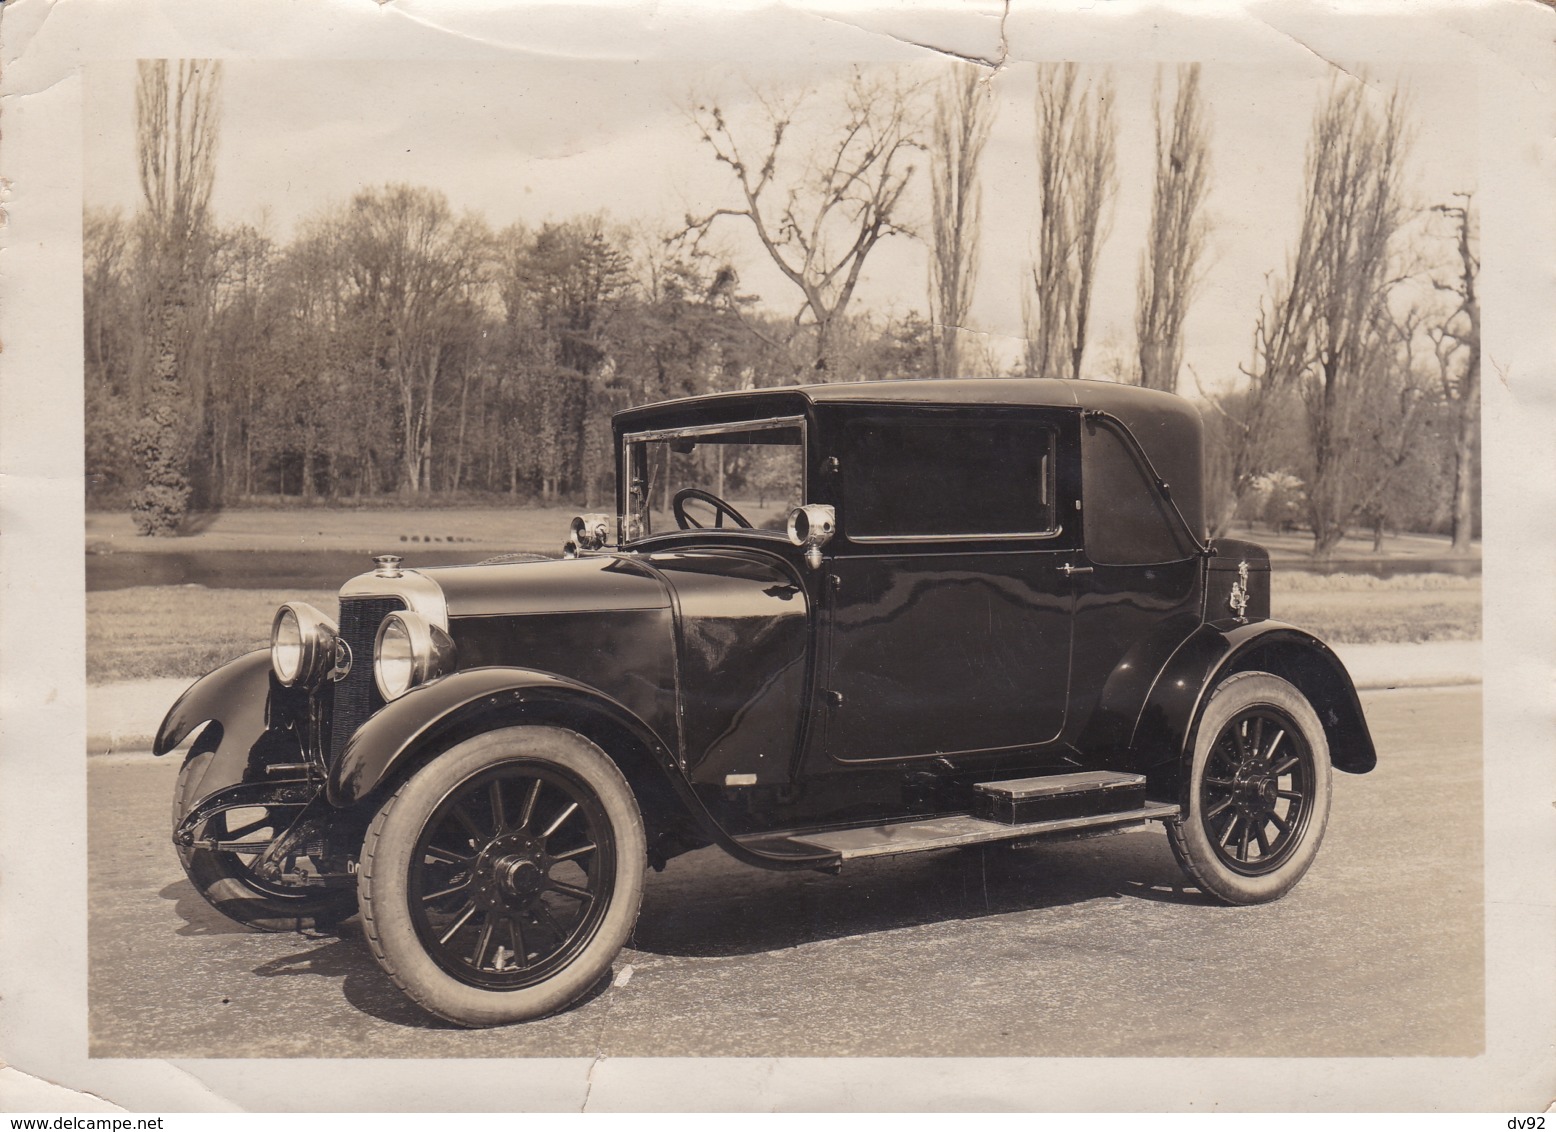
[419,555,671,620]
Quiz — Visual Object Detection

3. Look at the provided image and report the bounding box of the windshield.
[624,419,805,540]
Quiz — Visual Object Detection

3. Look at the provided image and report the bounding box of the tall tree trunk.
[1450,391,1478,553]
[1137,64,1211,392]
[301,426,315,499]
[130,284,195,535]
[1435,197,1480,555]
[928,65,993,378]
[451,369,472,494]
[129,60,221,535]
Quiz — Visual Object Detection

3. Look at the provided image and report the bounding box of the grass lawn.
[87,572,1480,684]
[88,501,786,557]
[86,507,581,556]
[1271,586,1480,644]
[88,587,338,683]
[1245,525,1479,563]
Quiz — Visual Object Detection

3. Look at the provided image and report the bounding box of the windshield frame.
[619,414,809,545]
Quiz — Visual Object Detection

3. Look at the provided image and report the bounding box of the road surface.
[87,686,1482,1059]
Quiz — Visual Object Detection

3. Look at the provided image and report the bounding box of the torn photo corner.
[1,0,1552,1114]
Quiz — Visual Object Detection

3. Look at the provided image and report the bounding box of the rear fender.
[327,666,835,870]
[1133,621,1377,797]
[154,650,310,814]
[1077,610,1202,764]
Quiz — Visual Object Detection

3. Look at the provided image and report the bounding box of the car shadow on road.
[336,957,615,1030]
[157,876,603,1030]
[157,881,277,936]
[630,830,1212,960]
[245,928,472,1029]
[221,916,618,1030]
[154,830,1211,1029]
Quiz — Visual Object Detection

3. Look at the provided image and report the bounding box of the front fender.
[155,649,274,756]
[1133,620,1377,789]
[327,666,682,808]
[154,649,310,821]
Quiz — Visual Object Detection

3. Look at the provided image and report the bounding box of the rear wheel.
[357,726,645,1027]
[172,748,357,931]
[1167,671,1332,905]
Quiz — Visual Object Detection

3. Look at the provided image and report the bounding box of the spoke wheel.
[172,748,357,932]
[1168,671,1332,905]
[410,761,614,989]
[358,726,645,1027]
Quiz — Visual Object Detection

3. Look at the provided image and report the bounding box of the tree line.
[86,61,1478,556]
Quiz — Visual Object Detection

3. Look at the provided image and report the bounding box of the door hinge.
[826,689,845,708]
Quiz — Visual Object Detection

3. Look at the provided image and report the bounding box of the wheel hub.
[495,856,543,900]
[1237,772,1277,809]
[1230,765,1277,813]
[475,833,548,908]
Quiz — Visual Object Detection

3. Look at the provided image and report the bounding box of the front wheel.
[357,726,646,1027]
[1167,671,1332,905]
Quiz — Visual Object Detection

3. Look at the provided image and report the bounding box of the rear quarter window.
[1081,417,1198,565]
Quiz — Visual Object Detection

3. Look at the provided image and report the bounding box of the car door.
[814,408,1079,765]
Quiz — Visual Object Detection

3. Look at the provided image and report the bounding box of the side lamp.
[786,504,836,570]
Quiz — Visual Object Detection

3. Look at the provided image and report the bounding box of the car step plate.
[773,802,1180,862]
[972,769,1150,825]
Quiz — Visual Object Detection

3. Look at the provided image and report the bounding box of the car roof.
[615,377,1208,538]
[616,377,1194,423]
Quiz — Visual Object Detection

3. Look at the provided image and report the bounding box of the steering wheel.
[672,487,753,530]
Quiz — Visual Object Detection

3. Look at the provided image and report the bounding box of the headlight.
[373,611,456,701]
[270,602,339,688]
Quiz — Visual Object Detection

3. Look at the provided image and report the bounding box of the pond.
[84,547,1480,592]
[86,549,488,592]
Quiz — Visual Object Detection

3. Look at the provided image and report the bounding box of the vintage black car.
[157,378,1376,1026]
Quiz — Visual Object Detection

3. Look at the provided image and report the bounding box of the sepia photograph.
[2,0,1552,1114]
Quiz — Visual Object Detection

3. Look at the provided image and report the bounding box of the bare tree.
[333,185,489,496]
[129,59,222,534]
[1298,83,1412,557]
[683,70,920,375]
[84,208,133,396]
[1229,78,1413,557]
[1428,193,1480,553]
[927,64,994,377]
[1025,64,1117,380]
[1136,64,1212,392]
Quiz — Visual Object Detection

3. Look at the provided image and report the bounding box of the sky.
[82,56,1478,399]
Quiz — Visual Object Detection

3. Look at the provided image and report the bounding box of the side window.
[1081,418,1197,565]
[843,416,1055,539]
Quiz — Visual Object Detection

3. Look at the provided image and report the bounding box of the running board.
[747,802,1180,864]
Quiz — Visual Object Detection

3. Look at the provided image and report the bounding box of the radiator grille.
[329,595,406,768]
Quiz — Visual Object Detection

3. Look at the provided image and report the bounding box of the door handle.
[1059,563,1094,577]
